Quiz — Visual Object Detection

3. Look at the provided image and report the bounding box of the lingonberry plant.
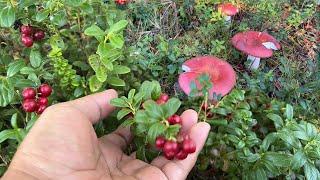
[110,81,197,161]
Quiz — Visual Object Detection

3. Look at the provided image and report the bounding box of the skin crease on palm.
[3,89,210,180]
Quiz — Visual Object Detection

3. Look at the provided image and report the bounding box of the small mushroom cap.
[231,31,281,58]
[179,56,236,98]
[218,3,239,16]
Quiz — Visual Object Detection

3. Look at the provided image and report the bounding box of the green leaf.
[120,119,135,128]
[7,60,25,77]
[35,10,49,22]
[144,100,163,119]
[107,77,125,86]
[30,49,42,68]
[112,65,130,74]
[291,150,307,170]
[162,98,181,117]
[20,67,35,74]
[135,111,148,124]
[285,104,293,120]
[14,78,36,88]
[96,66,107,82]
[50,10,67,27]
[108,20,128,34]
[0,79,14,107]
[254,167,267,180]
[117,108,132,120]
[10,113,18,129]
[166,124,181,138]
[88,75,103,92]
[97,43,121,63]
[128,89,136,100]
[109,33,124,49]
[304,162,320,180]
[0,129,16,143]
[110,97,129,108]
[88,54,100,72]
[65,0,83,6]
[266,113,284,129]
[264,152,291,167]
[0,6,15,27]
[261,132,277,151]
[147,122,166,144]
[84,24,105,37]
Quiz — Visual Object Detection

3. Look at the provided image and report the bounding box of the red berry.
[37,97,48,106]
[201,102,208,110]
[163,140,179,154]
[168,115,182,125]
[159,93,169,102]
[36,105,47,114]
[164,151,175,160]
[155,136,166,149]
[206,112,213,118]
[22,99,38,112]
[20,25,33,36]
[33,30,45,41]
[175,150,188,160]
[21,36,33,47]
[182,139,196,154]
[22,87,36,100]
[38,84,52,97]
[156,99,166,105]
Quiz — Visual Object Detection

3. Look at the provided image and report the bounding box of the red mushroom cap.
[218,3,239,16]
[178,56,236,99]
[231,31,281,58]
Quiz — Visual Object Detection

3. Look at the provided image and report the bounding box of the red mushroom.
[178,56,236,99]
[218,3,239,23]
[231,31,281,70]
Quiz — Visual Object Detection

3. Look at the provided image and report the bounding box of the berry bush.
[0,0,319,179]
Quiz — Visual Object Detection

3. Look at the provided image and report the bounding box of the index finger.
[64,89,118,124]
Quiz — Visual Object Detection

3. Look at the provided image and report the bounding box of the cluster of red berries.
[115,0,127,5]
[20,25,45,47]
[156,134,196,160]
[21,84,52,114]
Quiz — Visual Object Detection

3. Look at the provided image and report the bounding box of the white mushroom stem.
[247,55,261,70]
[224,16,231,23]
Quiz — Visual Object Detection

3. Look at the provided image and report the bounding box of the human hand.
[3,90,210,180]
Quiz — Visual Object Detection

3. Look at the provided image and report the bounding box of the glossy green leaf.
[285,104,293,120]
[112,65,130,74]
[30,49,42,68]
[109,34,124,49]
[107,77,125,86]
[35,10,49,22]
[162,98,181,117]
[0,79,14,107]
[0,6,15,27]
[110,97,129,108]
[96,66,107,82]
[84,24,105,37]
[147,122,166,144]
[304,162,320,180]
[117,108,132,120]
[88,54,100,72]
[0,129,16,143]
[291,150,307,170]
[88,75,103,92]
[10,113,18,129]
[7,60,25,77]
[267,113,283,129]
[108,20,128,34]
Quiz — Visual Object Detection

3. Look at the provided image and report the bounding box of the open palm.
[3,90,210,180]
